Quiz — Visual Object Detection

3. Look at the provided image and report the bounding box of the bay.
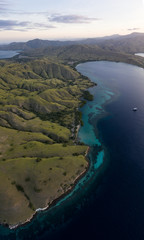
[1,61,144,239]
[0,50,20,59]
[135,53,144,57]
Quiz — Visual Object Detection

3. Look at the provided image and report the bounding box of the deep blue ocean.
[1,61,144,240]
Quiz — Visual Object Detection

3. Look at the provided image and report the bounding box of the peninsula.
[0,57,93,227]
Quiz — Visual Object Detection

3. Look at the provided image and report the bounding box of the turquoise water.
[0,62,112,239]
[77,62,114,148]
[42,61,144,240]
[2,60,144,239]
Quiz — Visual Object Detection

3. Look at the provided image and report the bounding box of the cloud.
[33,23,55,29]
[49,14,99,24]
[0,19,55,31]
[127,28,140,31]
[0,0,12,14]
[0,19,29,30]
[8,10,49,16]
[0,1,8,11]
[0,3,6,11]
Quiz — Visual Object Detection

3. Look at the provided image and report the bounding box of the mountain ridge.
[1,32,144,51]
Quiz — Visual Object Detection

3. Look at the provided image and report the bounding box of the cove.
[0,50,20,59]
[1,61,144,239]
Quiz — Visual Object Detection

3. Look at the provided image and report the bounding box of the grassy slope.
[21,43,144,69]
[2,37,143,225]
[0,58,93,226]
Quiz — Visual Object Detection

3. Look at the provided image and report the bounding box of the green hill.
[0,57,93,226]
[1,32,144,226]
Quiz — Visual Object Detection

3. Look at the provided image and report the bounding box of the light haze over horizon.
[0,0,144,43]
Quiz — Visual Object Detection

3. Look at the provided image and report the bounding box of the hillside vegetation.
[1,33,144,69]
[1,32,144,54]
[1,32,144,226]
[0,58,93,226]
[19,44,144,69]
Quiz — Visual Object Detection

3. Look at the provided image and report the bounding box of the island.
[1,32,144,228]
[0,57,94,227]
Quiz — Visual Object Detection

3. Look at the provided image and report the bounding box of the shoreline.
[7,60,107,230]
[5,115,90,230]
[1,59,115,231]
[7,147,90,230]
[1,111,91,230]
[0,82,92,230]
[76,61,122,144]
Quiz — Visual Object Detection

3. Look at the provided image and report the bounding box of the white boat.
[133,107,138,111]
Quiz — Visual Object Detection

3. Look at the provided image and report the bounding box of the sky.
[0,0,144,43]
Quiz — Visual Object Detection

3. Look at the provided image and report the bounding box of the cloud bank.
[0,1,8,11]
[0,20,29,30]
[0,19,55,31]
[49,14,99,24]
[127,28,140,31]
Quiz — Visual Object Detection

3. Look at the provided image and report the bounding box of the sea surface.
[135,53,144,58]
[1,61,144,239]
[0,50,19,59]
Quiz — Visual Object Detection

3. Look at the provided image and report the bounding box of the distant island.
[0,32,144,228]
